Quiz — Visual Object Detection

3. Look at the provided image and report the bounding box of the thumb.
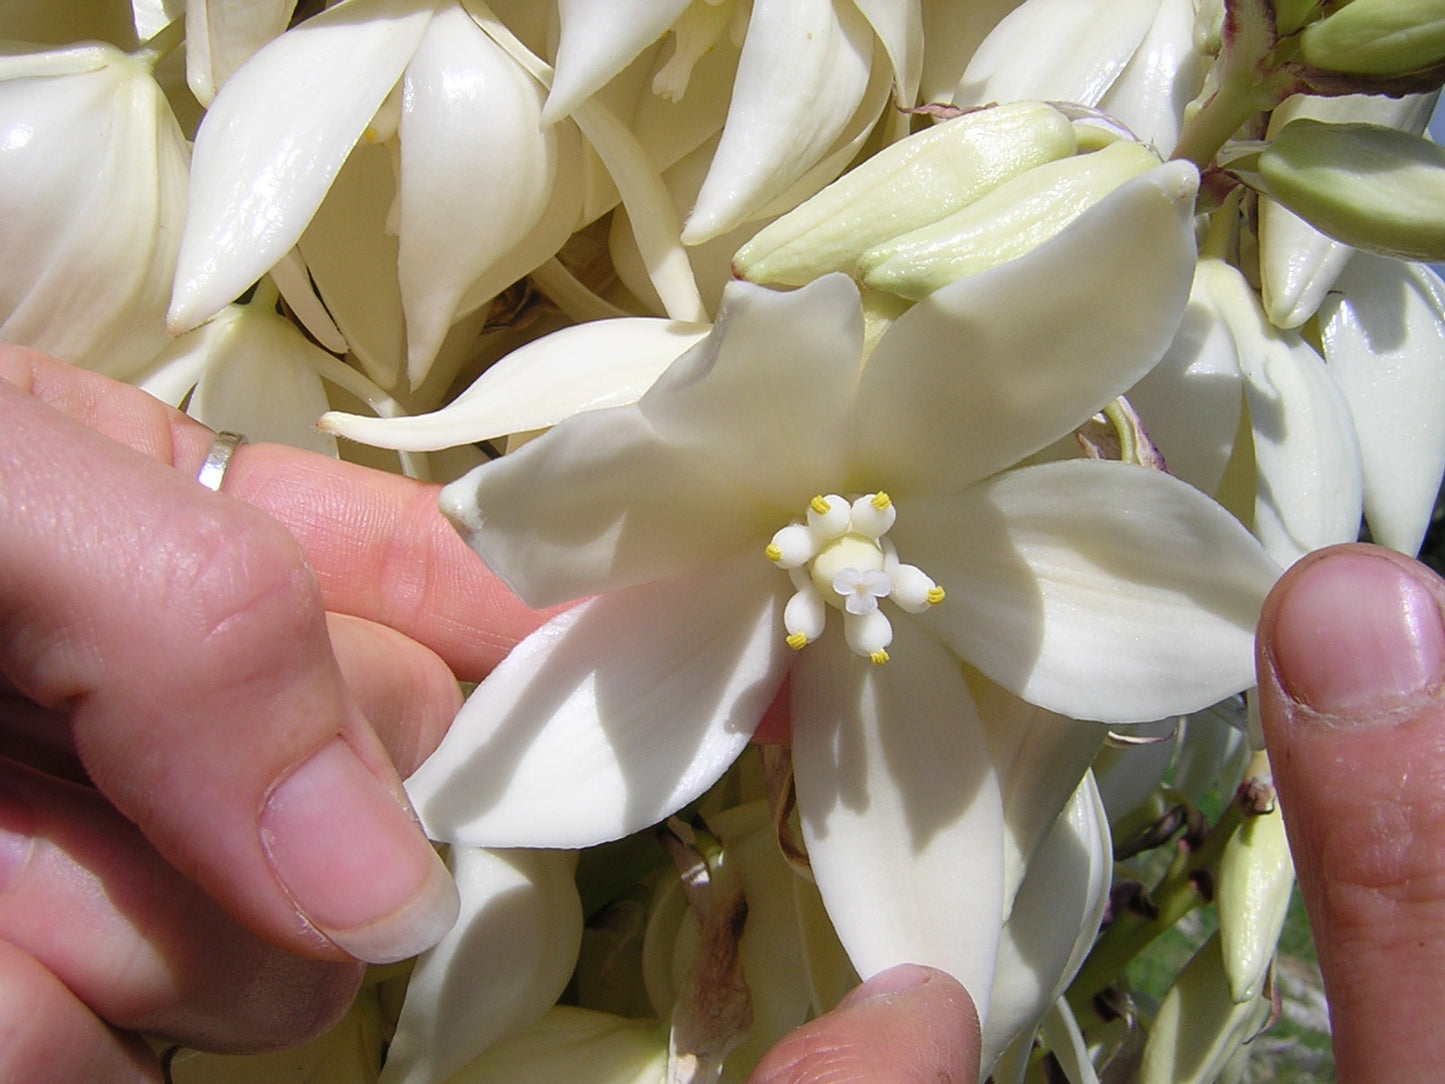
[1257,542,1445,1082]
[746,964,980,1084]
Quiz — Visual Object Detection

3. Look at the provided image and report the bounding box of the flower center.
[765,493,944,664]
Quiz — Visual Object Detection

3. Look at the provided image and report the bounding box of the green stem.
[1171,70,1281,170]
[1067,799,1247,1019]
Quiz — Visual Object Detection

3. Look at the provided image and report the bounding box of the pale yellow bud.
[1259,118,1445,261]
[732,101,1077,286]
[1301,0,1445,77]
[1216,769,1294,1003]
[859,140,1161,300]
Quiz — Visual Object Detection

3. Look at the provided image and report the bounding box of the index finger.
[1,346,553,680]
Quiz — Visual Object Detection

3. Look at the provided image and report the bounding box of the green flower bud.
[1259,118,1445,261]
[1301,0,1445,77]
[1138,933,1274,1084]
[1216,769,1294,1003]
[858,140,1161,300]
[732,101,1077,286]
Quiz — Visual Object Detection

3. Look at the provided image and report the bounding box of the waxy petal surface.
[684,0,875,243]
[791,622,1005,1016]
[543,0,691,123]
[407,554,791,847]
[902,461,1278,723]
[953,0,1158,109]
[170,0,436,331]
[1320,255,1445,556]
[324,318,709,450]
[854,163,1199,496]
[380,848,582,1084]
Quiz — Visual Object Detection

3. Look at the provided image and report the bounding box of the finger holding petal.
[791,621,1005,1021]
[407,553,792,848]
[903,461,1279,724]
[170,0,437,332]
[855,162,1199,496]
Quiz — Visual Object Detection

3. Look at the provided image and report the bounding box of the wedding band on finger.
[196,431,247,492]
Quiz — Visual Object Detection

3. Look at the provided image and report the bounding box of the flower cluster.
[6,1,1445,1082]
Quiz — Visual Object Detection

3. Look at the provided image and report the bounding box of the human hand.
[1257,542,1445,1083]
[0,347,548,1081]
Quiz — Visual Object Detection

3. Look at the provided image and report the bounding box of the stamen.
[870,650,890,665]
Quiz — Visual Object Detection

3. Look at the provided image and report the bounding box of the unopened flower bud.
[1300,0,1445,78]
[1259,118,1445,261]
[1216,766,1294,1003]
[732,100,1077,286]
[859,140,1161,300]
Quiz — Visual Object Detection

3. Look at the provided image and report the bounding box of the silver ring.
[197,431,246,492]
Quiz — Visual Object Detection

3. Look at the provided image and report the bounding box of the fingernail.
[0,786,35,897]
[261,738,458,964]
[1270,552,1445,718]
[841,963,933,1006]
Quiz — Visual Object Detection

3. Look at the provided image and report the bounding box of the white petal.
[186,303,340,456]
[184,0,296,106]
[439,405,769,607]
[918,0,1025,104]
[1090,717,1177,823]
[1224,273,1365,565]
[851,0,923,107]
[544,0,692,123]
[398,6,558,383]
[407,554,791,847]
[983,775,1111,1072]
[169,0,436,331]
[904,461,1280,723]
[953,0,1158,109]
[791,623,1005,1017]
[439,1007,668,1082]
[1259,92,1436,329]
[1096,0,1207,156]
[323,318,710,450]
[855,161,1199,496]
[380,847,582,1084]
[1125,259,1245,495]
[967,672,1104,909]
[1320,255,1445,557]
[683,0,875,243]
[0,45,188,378]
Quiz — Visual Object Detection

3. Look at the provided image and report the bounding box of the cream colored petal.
[903,461,1279,723]
[683,0,876,244]
[850,0,923,106]
[544,0,692,123]
[407,555,791,848]
[855,162,1199,496]
[953,0,1159,109]
[398,5,558,384]
[380,848,583,1084]
[982,776,1110,1073]
[322,317,708,450]
[186,303,340,456]
[1096,0,1207,155]
[791,623,1005,1020]
[184,0,296,106]
[169,0,436,332]
[1320,254,1445,556]
[0,45,188,378]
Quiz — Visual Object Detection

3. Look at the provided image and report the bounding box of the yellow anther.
[787,632,809,651]
[870,649,890,665]
[766,543,783,562]
[810,495,831,515]
[871,492,892,509]
[927,586,946,605]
